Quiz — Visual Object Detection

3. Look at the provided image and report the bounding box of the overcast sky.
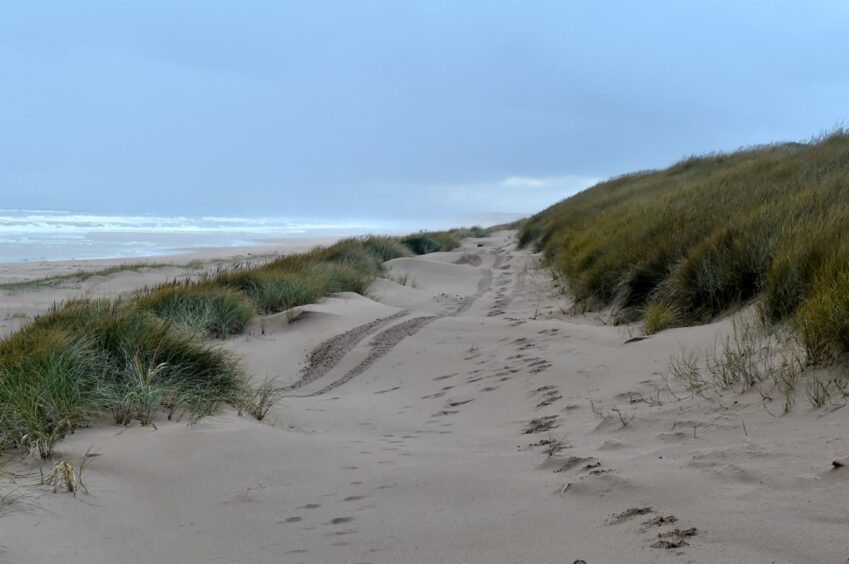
[2,1,848,223]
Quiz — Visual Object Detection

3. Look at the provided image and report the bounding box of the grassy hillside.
[519,130,849,361]
[0,228,483,457]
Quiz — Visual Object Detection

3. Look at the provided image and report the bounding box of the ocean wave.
[0,211,391,235]
[0,210,404,262]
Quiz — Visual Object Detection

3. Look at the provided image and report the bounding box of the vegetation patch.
[0,229,489,458]
[136,284,255,338]
[519,130,849,360]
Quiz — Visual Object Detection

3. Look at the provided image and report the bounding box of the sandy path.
[3,231,848,563]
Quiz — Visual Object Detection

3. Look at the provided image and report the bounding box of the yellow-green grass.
[520,130,849,358]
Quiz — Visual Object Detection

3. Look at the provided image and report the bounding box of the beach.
[2,230,847,563]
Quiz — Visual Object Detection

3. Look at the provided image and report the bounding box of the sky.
[2,1,848,224]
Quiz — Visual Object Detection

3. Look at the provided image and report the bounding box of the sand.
[2,231,848,563]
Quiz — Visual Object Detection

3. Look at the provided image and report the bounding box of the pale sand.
[2,231,848,563]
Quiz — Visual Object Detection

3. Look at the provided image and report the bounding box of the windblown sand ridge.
[2,231,847,563]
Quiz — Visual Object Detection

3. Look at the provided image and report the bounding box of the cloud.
[410,175,600,220]
[501,176,549,188]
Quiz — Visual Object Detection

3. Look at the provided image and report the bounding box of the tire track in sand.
[303,315,439,396]
[292,246,495,395]
[285,311,408,391]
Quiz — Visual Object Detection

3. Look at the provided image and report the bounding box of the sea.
[0,209,405,263]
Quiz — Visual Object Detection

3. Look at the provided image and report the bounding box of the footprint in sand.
[522,415,559,434]
[329,517,355,525]
[446,398,474,407]
[652,527,698,549]
[642,515,678,528]
[607,507,653,525]
[433,373,457,381]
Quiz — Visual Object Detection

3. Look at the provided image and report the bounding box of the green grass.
[0,299,243,457]
[400,231,461,254]
[361,236,412,262]
[135,284,256,338]
[0,231,478,457]
[519,130,849,360]
[213,270,324,314]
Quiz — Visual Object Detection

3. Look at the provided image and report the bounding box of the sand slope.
[3,232,848,563]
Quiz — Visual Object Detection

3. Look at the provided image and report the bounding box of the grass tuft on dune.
[519,130,849,360]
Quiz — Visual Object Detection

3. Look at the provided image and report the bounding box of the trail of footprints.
[488,270,514,316]
[281,432,423,562]
[606,507,699,551]
[419,336,555,421]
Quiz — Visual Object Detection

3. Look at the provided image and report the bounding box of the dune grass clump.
[214,270,324,314]
[0,299,243,457]
[361,236,412,262]
[794,262,849,364]
[519,130,849,360]
[305,262,372,294]
[0,330,103,458]
[136,284,255,338]
[400,231,461,255]
[447,225,490,239]
[642,302,679,334]
[400,235,441,255]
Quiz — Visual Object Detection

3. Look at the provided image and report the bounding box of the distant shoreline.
[0,235,343,285]
[0,235,343,266]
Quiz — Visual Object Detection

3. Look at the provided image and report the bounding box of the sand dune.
[3,231,848,563]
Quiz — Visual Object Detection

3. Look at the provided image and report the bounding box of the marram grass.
[520,129,849,360]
